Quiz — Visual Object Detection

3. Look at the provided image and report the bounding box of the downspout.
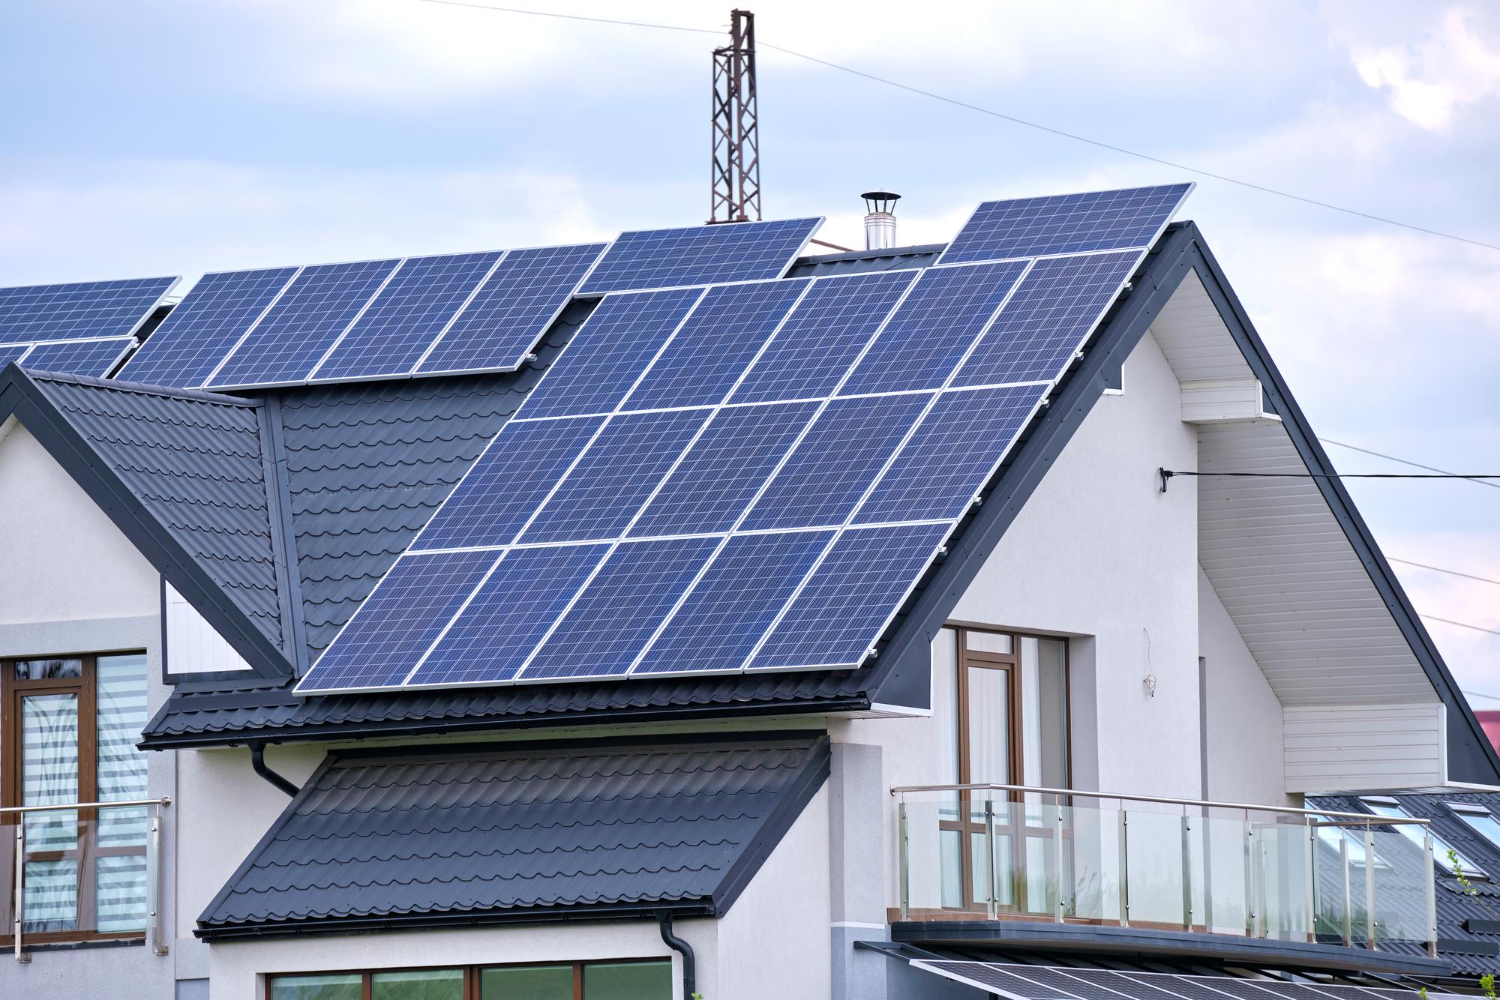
[249,742,300,797]
[657,912,697,999]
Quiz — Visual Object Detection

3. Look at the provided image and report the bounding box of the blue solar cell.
[518,287,704,419]
[0,345,30,368]
[21,337,135,377]
[519,536,721,681]
[839,260,1029,395]
[0,277,177,343]
[411,415,605,552]
[633,530,833,675]
[310,251,502,380]
[522,408,709,544]
[628,401,819,537]
[416,243,608,375]
[577,218,820,295]
[952,251,1137,387]
[410,544,610,686]
[295,549,498,692]
[855,385,1044,524]
[621,279,808,411]
[730,271,916,404]
[741,393,932,531]
[941,183,1191,263]
[208,258,400,387]
[117,267,297,387]
[748,523,950,670]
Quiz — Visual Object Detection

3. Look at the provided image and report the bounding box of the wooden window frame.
[941,625,1071,914]
[1,651,149,947]
[265,957,671,1000]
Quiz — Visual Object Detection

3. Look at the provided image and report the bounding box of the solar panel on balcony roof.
[295,184,1193,695]
[414,242,608,376]
[940,182,1192,263]
[576,217,821,294]
[207,258,401,388]
[909,964,1463,1000]
[21,337,136,377]
[116,267,298,387]
[309,251,503,381]
[0,277,177,344]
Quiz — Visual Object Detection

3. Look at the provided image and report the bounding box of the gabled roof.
[125,224,1500,787]
[197,732,830,939]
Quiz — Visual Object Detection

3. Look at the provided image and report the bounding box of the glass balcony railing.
[892,784,1436,956]
[1,796,170,961]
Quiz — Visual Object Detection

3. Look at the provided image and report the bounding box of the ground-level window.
[0,652,150,943]
[269,961,673,1000]
[931,626,1069,912]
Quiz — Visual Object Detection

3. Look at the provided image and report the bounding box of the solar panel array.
[577,217,821,294]
[117,244,607,389]
[0,277,178,378]
[911,962,1451,1000]
[295,184,1191,695]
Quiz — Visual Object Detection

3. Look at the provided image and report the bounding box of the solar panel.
[517,287,705,419]
[117,267,298,387]
[411,415,606,552]
[20,337,135,377]
[628,401,820,537]
[838,260,1029,395]
[577,217,821,294]
[518,536,722,681]
[296,184,1194,695]
[633,529,833,676]
[910,964,1461,1000]
[296,549,497,693]
[414,242,608,376]
[409,543,609,686]
[748,523,950,671]
[207,258,401,388]
[308,251,503,381]
[620,279,809,411]
[0,277,177,343]
[952,251,1139,387]
[940,183,1192,263]
[0,345,31,368]
[729,270,916,404]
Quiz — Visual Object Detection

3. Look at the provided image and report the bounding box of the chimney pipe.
[861,191,900,251]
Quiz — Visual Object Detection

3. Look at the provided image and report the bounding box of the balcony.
[892,784,1437,959]
[1,796,170,960]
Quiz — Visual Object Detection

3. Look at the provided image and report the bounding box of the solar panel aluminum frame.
[573,216,825,297]
[934,182,1195,267]
[205,256,406,391]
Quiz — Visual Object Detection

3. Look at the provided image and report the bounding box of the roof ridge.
[27,367,261,407]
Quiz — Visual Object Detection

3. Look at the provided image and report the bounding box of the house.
[0,184,1495,1000]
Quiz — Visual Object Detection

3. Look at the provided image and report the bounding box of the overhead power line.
[1423,615,1500,638]
[1321,438,1500,491]
[409,0,1500,253]
[1390,558,1500,587]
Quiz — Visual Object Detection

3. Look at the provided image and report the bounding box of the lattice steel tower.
[709,9,761,224]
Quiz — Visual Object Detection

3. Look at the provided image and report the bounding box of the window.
[1,652,151,943]
[269,962,672,1000]
[1449,803,1500,852]
[931,626,1069,913]
[1362,799,1484,878]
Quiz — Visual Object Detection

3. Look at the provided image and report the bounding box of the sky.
[2,0,1497,699]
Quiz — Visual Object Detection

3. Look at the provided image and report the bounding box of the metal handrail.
[0,796,171,816]
[889,782,1429,825]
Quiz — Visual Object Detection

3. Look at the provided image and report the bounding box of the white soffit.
[1149,268,1254,381]
[1197,420,1434,706]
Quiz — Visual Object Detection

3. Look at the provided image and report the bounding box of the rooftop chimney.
[861,191,900,251]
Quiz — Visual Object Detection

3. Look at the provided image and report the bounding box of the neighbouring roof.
[196,733,830,939]
[1311,792,1500,977]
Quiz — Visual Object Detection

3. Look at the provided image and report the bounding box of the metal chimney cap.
[861,191,900,213]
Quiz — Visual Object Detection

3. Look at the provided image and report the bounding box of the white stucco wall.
[1198,566,1291,806]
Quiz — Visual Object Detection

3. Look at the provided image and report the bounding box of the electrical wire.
[1321,438,1500,491]
[1390,559,1500,587]
[1423,615,1500,638]
[1163,470,1500,481]
[407,0,1500,253]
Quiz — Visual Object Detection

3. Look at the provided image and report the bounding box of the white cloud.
[1348,6,1500,129]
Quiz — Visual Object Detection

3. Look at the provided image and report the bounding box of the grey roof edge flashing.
[793,242,948,265]
[889,919,1452,976]
[196,732,830,939]
[866,223,1198,709]
[1184,229,1500,786]
[24,367,260,406]
[0,365,291,681]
